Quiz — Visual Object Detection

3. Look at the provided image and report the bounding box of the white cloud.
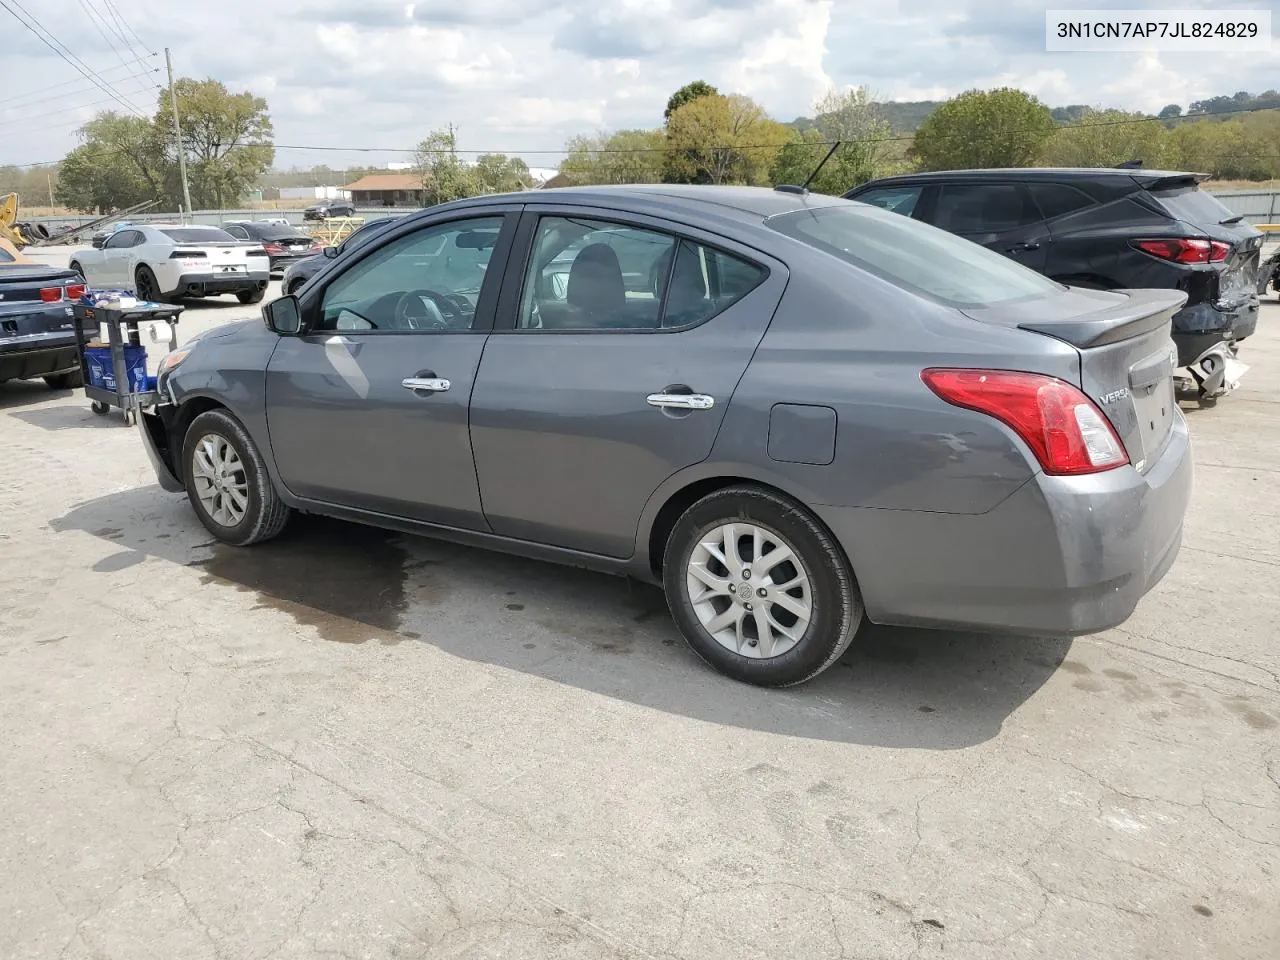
[2,0,1276,171]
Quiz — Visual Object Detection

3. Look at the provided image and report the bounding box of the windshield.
[767,203,1062,308]
[160,227,236,243]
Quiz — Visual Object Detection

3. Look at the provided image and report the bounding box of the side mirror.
[322,246,339,259]
[263,295,303,335]
[92,237,105,249]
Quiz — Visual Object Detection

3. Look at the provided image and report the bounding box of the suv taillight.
[922,369,1129,476]
[1132,238,1230,264]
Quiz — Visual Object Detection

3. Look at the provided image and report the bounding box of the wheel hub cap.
[686,522,813,660]
[190,433,249,528]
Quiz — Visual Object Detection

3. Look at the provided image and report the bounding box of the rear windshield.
[160,227,235,243]
[1149,185,1240,227]
[767,204,1061,308]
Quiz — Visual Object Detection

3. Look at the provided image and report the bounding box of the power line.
[101,0,155,57]
[0,84,161,131]
[0,0,147,117]
[0,72,159,115]
[76,0,158,96]
[0,60,151,109]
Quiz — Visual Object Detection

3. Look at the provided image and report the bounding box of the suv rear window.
[767,204,1061,308]
[1149,185,1239,228]
[160,227,235,243]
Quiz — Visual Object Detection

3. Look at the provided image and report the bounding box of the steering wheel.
[393,289,464,331]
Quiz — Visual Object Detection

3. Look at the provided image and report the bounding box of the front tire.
[663,485,864,687]
[237,286,266,304]
[182,409,290,546]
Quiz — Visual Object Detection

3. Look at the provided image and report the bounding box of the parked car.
[281,216,403,295]
[1258,242,1280,298]
[222,220,320,273]
[137,185,1192,688]
[70,224,270,305]
[302,200,356,221]
[845,168,1264,402]
[0,237,85,390]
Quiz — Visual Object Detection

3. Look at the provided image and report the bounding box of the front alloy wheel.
[181,409,291,546]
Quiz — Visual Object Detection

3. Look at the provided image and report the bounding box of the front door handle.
[402,377,451,393]
[647,392,714,410]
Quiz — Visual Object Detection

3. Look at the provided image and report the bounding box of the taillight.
[1132,238,1231,264]
[39,287,61,302]
[65,283,86,300]
[921,369,1129,476]
[263,243,284,254]
[169,249,207,259]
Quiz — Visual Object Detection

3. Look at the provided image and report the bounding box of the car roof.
[851,167,1209,188]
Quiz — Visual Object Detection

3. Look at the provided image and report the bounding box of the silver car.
[138,185,1192,687]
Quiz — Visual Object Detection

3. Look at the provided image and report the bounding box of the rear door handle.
[402,377,451,393]
[646,392,714,410]
[1008,241,1041,252]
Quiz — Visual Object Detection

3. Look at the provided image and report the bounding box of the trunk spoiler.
[1133,171,1211,190]
[1017,289,1188,349]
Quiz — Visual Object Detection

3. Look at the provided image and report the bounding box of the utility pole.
[165,47,194,221]
[47,172,54,208]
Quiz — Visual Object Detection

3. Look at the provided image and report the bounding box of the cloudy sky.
[2,0,1276,172]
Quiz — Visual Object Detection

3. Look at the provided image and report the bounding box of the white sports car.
[70,224,270,304]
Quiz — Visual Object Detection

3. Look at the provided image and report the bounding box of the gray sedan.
[137,185,1192,687]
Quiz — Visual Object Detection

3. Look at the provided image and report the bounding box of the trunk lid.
[0,266,80,340]
[964,287,1187,472]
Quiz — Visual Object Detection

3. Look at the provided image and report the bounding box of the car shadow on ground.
[53,486,1072,750]
[9,400,132,430]
[0,380,76,412]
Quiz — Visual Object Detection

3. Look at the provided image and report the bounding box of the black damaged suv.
[846,168,1263,400]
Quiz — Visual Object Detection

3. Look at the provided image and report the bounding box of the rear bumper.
[0,336,78,381]
[816,415,1193,637]
[167,271,270,296]
[1171,299,1259,365]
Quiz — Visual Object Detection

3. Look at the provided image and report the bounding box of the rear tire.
[44,371,82,390]
[237,287,266,305]
[662,485,864,687]
[135,266,171,304]
[182,409,290,546]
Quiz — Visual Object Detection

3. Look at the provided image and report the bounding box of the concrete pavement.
[1,253,1277,959]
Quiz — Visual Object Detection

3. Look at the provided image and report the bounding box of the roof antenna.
[775,140,842,195]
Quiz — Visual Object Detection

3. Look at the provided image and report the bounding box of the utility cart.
[72,300,183,425]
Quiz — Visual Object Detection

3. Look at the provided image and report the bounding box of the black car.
[0,248,85,390]
[302,200,357,221]
[222,221,319,273]
[845,168,1263,399]
[280,216,403,294]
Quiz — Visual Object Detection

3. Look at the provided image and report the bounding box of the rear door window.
[933,183,1040,234]
[767,204,1061,308]
[850,185,923,217]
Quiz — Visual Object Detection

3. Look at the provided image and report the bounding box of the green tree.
[559,129,665,185]
[910,87,1057,170]
[160,79,273,209]
[414,128,474,205]
[470,153,533,194]
[771,87,895,193]
[1158,103,1182,119]
[664,80,719,122]
[665,93,793,185]
[55,112,167,213]
[1040,109,1169,168]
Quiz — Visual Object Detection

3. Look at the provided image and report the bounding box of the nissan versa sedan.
[136,185,1192,688]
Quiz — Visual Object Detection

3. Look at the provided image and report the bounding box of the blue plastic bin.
[84,344,148,393]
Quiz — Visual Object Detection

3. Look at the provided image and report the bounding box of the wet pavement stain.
[194,516,410,645]
[1221,696,1278,731]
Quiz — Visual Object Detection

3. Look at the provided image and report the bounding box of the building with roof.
[343,173,424,207]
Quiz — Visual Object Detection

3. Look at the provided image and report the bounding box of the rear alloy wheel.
[663,485,864,687]
[182,409,290,546]
[135,266,170,304]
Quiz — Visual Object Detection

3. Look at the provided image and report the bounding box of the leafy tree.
[771,87,894,193]
[664,80,719,122]
[55,112,167,213]
[910,88,1057,170]
[1158,103,1182,119]
[470,153,532,194]
[159,79,274,209]
[414,128,473,205]
[1040,109,1169,168]
[664,94,793,185]
[559,129,665,185]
